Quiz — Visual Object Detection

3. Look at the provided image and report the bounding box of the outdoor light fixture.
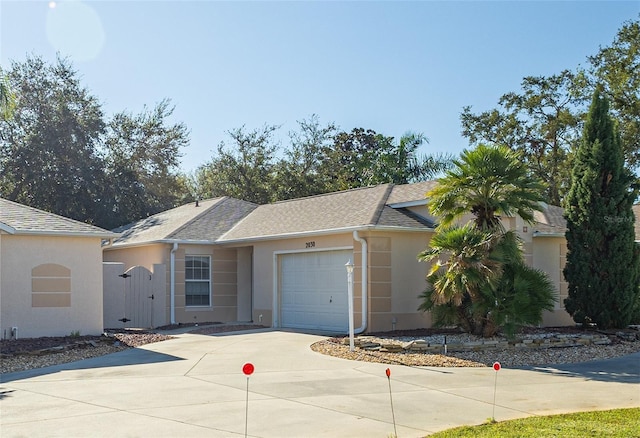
[345,260,354,274]
[345,260,355,351]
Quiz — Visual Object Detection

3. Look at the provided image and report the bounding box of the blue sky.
[2,1,639,173]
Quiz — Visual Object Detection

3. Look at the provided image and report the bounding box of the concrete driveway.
[1,329,639,437]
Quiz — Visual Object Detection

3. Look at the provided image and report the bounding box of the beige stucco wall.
[100,225,577,334]
[103,244,167,269]
[173,244,239,324]
[247,226,577,332]
[104,243,242,325]
[236,247,253,322]
[405,205,437,224]
[513,216,534,266]
[247,233,354,328]
[246,230,434,333]
[533,236,573,326]
[389,231,432,330]
[0,234,105,338]
[357,231,432,332]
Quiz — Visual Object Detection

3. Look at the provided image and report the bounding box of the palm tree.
[392,133,453,183]
[427,144,546,229]
[418,224,504,335]
[371,132,453,185]
[419,144,556,337]
[488,261,557,337]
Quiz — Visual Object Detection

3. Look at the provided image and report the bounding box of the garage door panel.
[280,250,352,332]
[281,294,294,306]
[295,293,318,306]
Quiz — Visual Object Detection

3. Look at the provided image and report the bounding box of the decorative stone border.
[24,339,107,356]
[344,331,640,354]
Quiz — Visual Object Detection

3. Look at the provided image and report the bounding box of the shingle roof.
[111,197,258,247]
[377,206,436,228]
[534,204,640,241]
[101,182,640,247]
[533,204,567,235]
[533,203,640,240]
[386,181,437,205]
[170,198,258,241]
[220,185,395,241]
[0,198,115,237]
[110,184,437,246]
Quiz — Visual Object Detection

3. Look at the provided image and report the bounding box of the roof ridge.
[216,198,262,241]
[166,197,227,238]
[112,197,222,232]
[268,184,389,205]
[371,184,395,225]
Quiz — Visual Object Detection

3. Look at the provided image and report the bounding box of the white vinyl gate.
[279,250,352,332]
[103,263,166,329]
[122,266,155,328]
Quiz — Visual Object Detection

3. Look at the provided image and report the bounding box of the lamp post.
[345,259,355,351]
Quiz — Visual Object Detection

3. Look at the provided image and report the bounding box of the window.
[185,255,211,306]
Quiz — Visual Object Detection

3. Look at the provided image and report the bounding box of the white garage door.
[280,250,352,332]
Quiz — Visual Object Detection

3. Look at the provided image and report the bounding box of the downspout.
[353,231,368,334]
[170,243,178,324]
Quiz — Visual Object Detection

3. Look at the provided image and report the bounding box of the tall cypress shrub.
[563,87,640,329]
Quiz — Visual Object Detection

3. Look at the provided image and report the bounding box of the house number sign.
[305,241,316,248]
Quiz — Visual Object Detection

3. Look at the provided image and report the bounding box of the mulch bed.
[2,324,635,359]
[0,329,171,357]
[363,325,635,343]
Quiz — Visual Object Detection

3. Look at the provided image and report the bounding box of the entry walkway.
[1,330,639,437]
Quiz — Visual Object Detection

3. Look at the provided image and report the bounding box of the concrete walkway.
[1,329,639,437]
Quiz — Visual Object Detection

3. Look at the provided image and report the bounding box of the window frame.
[185,255,212,307]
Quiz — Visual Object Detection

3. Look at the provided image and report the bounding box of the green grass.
[427,408,640,437]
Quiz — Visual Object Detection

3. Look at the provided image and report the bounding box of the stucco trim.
[32,293,71,307]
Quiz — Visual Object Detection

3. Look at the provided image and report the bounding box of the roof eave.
[106,238,218,250]
[372,225,435,233]
[8,229,117,238]
[388,200,429,208]
[218,226,367,245]
[533,231,565,237]
[217,224,434,245]
[0,222,17,234]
